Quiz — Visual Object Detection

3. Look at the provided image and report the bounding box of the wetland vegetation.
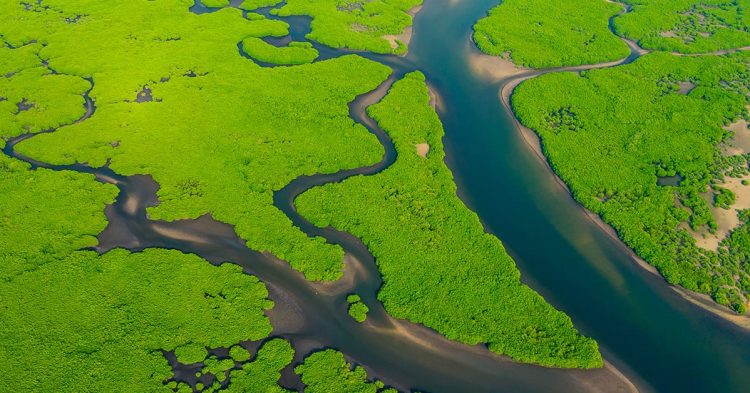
[241,38,319,65]
[346,294,369,322]
[0,0,611,390]
[5,1,391,282]
[272,0,422,54]
[295,350,395,393]
[0,154,275,391]
[6,0,750,391]
[513,52,750,312]
[475,0,750,312]
[297,72,602,368]
[473,0,629,67]
[614,0,750,54]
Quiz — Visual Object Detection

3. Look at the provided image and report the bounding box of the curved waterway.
[5,0,750,391]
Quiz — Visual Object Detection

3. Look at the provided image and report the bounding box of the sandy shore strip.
[672,286,750,330]
[427,83,444,113]
[466,42,529,82]
[382,5,423,55]
[382,318,641,393]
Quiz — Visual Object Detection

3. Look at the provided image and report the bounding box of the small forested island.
[2,0,749,392]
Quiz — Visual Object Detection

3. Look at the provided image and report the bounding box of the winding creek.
[4,0,750,391]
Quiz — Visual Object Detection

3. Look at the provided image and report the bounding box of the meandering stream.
[4,0,750,392]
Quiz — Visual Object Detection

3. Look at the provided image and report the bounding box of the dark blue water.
[409,0,750,391]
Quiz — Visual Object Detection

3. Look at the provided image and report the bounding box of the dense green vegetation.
[474,0,750,67]
[473,0,629,68]
[718,210,750,304]
[513,52,750,312]
[295,350,395,393]
[203,0,231,7]
[272,0,422,55]
[346,294,369,322]
[614,0,750,54]
[0,43,90,136]
[0,153,275,391]
[242,37,319,65]
[240,0,285,11]
[222,339,295,393]
[297,72,602,367]
[4,0,393,281]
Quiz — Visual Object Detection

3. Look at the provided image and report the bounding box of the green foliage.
[203,0,231,7]
[297,72,602,368]
[176,343,210,364]
[223,339,295,393]
[3,0,392,281]
[473,0,629,68]
[240,0,285,11]
[295,349,384,393]
[346,294,369,322]
[718,210,750,312]
[229,345,252,362]
[0,44,90,137]
[0,155,275,391]
[715,186,737,209]
[272,0,422,54]
[202,356,237,382]
[242,37,319,65]
[513,52,750,311]
[615,0,750,53]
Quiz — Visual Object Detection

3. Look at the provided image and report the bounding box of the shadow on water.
[4,0,750,392]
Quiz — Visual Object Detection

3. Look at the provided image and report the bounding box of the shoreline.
[383,4,424,56]
[497,60,750,332]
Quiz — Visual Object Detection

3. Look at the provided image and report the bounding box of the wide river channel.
[385,0,750,391]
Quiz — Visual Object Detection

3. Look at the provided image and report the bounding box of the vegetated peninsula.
[613,0,750,54]
[474,0,750,313]
[272,0,422,55]
[514,52,750,313]
[473,0,629,68]
[297,72,602,368]
[295,350,397,393]
[241,38,319,65]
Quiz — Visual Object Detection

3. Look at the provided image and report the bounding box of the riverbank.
[383,5,423,56]
[495,53,750,332]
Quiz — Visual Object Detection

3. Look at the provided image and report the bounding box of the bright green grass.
[615,0,750,54]
[513,52,750,312]
[3,0,392,282]
[473,0,629,68]
[295,349,394,393]
[242,37,319,65]
[346,294,369,322]
[272,0,422,55]
[0,154,275,391]
[297,72,602,368]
